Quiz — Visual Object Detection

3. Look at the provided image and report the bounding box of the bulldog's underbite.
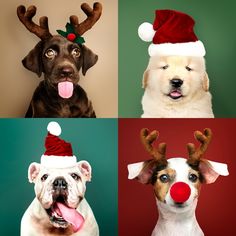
[21,122,99,236]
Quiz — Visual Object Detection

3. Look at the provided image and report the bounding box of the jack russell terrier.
[128,128,228,236]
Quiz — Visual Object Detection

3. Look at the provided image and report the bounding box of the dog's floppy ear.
[202,72,209,91]
[142,70,149,89]
[199,159,229,184]
[77,160,92,182]
[128,160,157,184]
[22,41,44,77]
[28,162,41,183]
[81,45,98,76]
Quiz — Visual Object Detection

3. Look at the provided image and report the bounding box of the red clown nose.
[170,182,191,203]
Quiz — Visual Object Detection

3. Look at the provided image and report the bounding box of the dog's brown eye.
[189,173,198,182]
[71,48,80,57]
[159,174,169,183]
[71,173,80,181]
[45,49,56,59]
[186,66,193,71]
[41,174,48,181]
[161,65,169,70]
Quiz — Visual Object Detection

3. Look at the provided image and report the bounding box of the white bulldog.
[21,160,99,236]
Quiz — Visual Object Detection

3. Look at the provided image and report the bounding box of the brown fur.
[188,169,202,197]
[32,215,74,236]
[203,72,209,92]
[142,70,149,89]
[153,168,176,202]
[23,36,97,118]
[17,3,102,118]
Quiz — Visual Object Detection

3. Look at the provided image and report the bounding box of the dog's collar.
[57,23,85,45]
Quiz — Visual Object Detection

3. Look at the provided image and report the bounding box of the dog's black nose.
[170,79,183,88]
[53,178,67,190]
[60,66,74,77]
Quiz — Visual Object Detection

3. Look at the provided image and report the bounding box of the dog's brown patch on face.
[142,70,149,88]
[46,225,74,236]
[153,168,176,202]
[32,213,74,236]
[188,169,202,197]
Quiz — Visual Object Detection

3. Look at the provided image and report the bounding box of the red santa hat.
[40,121,77,168]
[138,9,205,57]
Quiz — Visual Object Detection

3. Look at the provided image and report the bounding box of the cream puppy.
[141,56,214,118]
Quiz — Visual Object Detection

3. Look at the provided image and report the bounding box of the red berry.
[67,33,76,41]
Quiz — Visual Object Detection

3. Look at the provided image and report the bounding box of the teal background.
[119,0,236,117]
[0,119,118,236]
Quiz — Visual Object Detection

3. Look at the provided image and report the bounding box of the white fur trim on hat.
[138,22,155,42]
[47,121,62,136]
[148,40,206,57]
[41,155,77,168]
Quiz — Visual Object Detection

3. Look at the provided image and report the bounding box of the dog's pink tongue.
[170,90,182,97]
[55,202,84,232]
[58,81,73,99]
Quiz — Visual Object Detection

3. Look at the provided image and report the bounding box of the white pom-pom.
[138,22,155,42]
[47,121,61,136]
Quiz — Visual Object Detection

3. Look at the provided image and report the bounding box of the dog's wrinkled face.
[152,158,202,213]
[28,161,91,228]
[143,56,209,103]
[22,35,98,98]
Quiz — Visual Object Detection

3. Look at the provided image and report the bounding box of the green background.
[119,0,236,117]
[0,119,118,236]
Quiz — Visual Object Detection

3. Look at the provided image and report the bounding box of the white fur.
[141,56,214,118]
[22,162,98,236]
[206,160,229,176]
[164,158,198,207]
[21,198,99,236]
[128,157,228,236]
[127,161,144,179]
[152,199,203,236]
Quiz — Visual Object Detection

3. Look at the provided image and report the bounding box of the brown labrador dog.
[17,3,102,117]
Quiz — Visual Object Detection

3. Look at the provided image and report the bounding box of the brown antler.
[187,128,212,166]
[140,128,168,167]
[69,2,102,36]
[17,5,52,40]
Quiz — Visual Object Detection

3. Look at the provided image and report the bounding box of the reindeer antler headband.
[187,128,212,167]
[17,2,102,44]
[140,128,168,169]
[17,5,52,40]
[140,128,212,167]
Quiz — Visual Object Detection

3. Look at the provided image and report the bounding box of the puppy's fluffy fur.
[141,56,214,118]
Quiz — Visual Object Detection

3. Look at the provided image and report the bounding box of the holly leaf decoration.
[75,37,85,45]
[56,30,67,38]
[57,22,85,45]
[66,23,74,34]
